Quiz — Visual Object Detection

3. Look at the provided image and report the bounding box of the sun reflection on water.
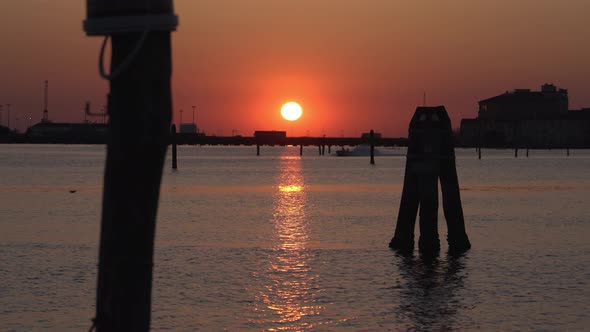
[253,155,323,330]
[278,185,303,193]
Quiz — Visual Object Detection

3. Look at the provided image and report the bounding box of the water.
[1,145,589,331]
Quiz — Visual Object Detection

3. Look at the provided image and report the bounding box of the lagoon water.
[1,144,589,331]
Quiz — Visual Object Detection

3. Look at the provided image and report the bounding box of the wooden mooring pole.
[171,124,178,169]
[94,32,173,331]
[370,129,375,165]
[389,106,471,255]
[85,3,178,330]
[300,144,303,156]
[477,123,482,160]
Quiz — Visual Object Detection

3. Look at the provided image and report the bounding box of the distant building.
[27,122,108,143]
[0,125,10,142]
[478,83,568,120]
[254,131,287,145]
[461,84,590,148]
[179,123,197,134]
[254,131,287,139]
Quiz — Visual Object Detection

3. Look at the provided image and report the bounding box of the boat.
[336,144,373,156]
[335,144,406,157]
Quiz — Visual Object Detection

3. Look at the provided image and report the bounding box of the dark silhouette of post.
[96,32,172,331]
[370,129,375,165]
[171,124,178,169]
[389,106,471,255]
[192,105,196,126]
[6,104,10,130]
[300,144,303,156]
[514,121,524,158]
[84,2,178,331]
[477,121,482,160]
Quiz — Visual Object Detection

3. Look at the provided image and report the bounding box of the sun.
[281,102,303,121]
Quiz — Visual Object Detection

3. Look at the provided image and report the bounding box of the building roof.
[479,84,568,105]
[479,90,553,105]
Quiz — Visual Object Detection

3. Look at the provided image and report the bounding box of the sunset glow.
[1,1,590,136]
[280,102,303,121]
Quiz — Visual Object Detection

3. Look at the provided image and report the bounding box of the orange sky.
[1,0,589,136]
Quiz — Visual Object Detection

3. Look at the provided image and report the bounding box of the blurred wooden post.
[515,147,518,158]
[257,144,260,156]
[171,124,177,169]
[526,148,529,158]
[88,31,175,332]
[85,0,179,325]
[318,145,321,155]
[390,106,471,255]
[300,144,303,156]
[478,147,482,160]
[328,145,331,154]
[567,147,570,156]
[369,129,375,165]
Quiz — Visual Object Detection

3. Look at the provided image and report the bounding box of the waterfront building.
[460,84,590,148]
[26,122,108,143]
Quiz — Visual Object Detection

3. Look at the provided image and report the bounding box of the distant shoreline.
[0,133,409,147]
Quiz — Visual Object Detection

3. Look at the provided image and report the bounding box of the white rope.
[98,31,149,81]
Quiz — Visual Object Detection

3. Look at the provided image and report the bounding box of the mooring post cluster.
[389,106,471,255]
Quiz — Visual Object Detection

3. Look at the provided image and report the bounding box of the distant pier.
[173,134,408,148]
[1,130,408,148]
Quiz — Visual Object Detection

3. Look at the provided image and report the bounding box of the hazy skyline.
[1,0,589,136]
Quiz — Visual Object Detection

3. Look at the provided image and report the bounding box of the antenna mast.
[43,80,49,122]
